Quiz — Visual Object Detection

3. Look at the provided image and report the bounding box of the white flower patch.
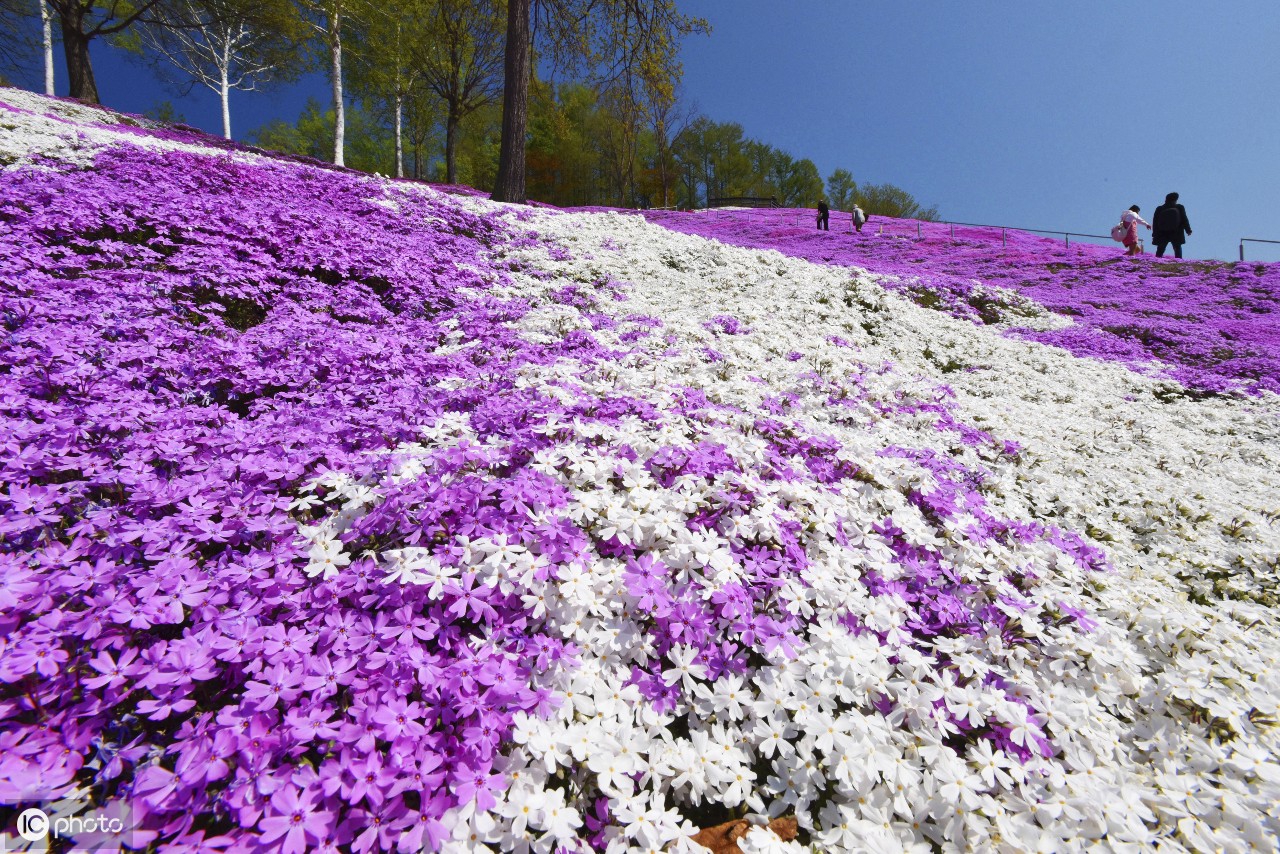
[0,88,234,167]
[293,336,1280,850]
[352,197,1280,850]
[0,89,452,220]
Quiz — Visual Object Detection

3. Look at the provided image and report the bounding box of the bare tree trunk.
[42,0,55,96]
[330,5,344,167]
[394,93,404,178]
[445,108,460,185]
[393,21,404,179]
[219,45,231,138]
[491,0,529,203]
[59,3,99,103]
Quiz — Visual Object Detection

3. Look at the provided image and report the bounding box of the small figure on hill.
[1152,192,1192,258]
[816,200,830,231]
[1120,205,1151,256]
[851,204,868,233]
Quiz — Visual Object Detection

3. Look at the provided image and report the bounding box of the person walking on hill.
[816,200,830,231]
[1152,192,1192,258]
[851,204,868,233]
[1121,205,1151,256]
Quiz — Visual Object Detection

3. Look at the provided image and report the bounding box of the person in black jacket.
[1152,192,1192,258]
[816,200,830,231]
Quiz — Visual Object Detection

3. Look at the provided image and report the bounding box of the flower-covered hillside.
[2,88,1279,854]
[640,207,1280,397]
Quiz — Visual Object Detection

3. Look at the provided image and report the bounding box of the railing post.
[1002,228,1006,248]
[951,223,955,241]
[1240,242,1245,262]
[917,222,921,239]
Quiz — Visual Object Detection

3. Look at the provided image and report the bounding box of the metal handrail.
[1239,238,1280,261]
[703,206,1115,249]
[942,220,1112,248]
[882,219,1110,248]
[708,196,781,209]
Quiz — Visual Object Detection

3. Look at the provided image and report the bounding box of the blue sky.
[675,0,1280,262]
[9,0,1280,260]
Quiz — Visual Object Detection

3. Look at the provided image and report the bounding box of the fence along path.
[1240,238,1280,261]
[710,206,1115,249]
[688,205,1280,260]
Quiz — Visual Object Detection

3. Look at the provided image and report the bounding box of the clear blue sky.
[676,0,1280,261]
[8,0,1280,260]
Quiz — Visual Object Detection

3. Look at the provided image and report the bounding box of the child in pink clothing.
[1121,205,1151,256]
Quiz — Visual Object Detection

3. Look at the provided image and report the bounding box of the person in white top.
[851,205,868,233]
[1121,204,1151,256]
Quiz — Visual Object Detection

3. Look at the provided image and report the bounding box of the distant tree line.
[2,0,938,218]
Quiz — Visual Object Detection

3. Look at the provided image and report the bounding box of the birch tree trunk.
[329,4,344,167]
[42,0,55,96]
[219,44,231,138]
[394,93,404,178]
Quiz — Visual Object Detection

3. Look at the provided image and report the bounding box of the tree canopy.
[9,0,940,219]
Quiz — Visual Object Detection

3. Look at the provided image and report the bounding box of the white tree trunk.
[219,44,232,138]
[41,0,54,96]
[394,93,403,178]
[220,77,231,138]
[330,6,344,167]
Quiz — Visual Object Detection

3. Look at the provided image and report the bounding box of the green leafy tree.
[773,153,822,207]
[856,181,940,220]
[248,96,392,173]
[346,0,426,177]
[444,99,502,188]
[295,0,376,166]
[671,116,713,207]
[826,167,856,211]
[709,124,754,200]
[741,139,778,198]
[144,98,186,123]
[416,0,505,184]
[527,80,599,205]
[673,118,754,206]
[492,0,707,203]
